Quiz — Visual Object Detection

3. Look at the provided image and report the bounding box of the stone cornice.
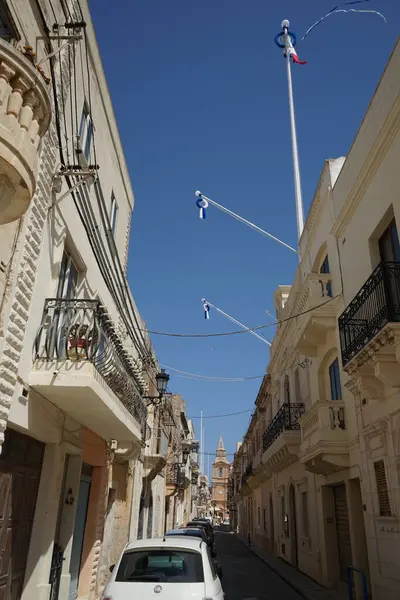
[332,94,400,238]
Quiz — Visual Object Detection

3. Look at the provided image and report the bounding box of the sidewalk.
[237,535,348,600]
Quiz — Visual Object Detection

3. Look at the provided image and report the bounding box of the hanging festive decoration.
[274,26,307,65]
[301,0,386,42]
[202,299,210,319]
[195,191,208,219]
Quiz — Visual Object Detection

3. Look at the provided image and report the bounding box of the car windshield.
[116,549,204,583]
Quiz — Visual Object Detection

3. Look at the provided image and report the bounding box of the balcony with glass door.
[339,220,400,391]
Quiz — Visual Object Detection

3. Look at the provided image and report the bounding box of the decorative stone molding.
[299,401,349,475]
[0,44,68,452]
[0,39,52,224]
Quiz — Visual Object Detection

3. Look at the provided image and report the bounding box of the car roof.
[166,530,205,538]
[124,537,203,551]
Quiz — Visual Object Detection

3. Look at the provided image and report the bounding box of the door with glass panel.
[49,251,78,358]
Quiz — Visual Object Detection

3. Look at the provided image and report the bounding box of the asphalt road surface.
[214,528,303,600]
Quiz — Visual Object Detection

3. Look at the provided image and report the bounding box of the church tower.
[211,437,230,521]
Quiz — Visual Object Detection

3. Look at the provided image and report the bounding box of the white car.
[101,536,224,600]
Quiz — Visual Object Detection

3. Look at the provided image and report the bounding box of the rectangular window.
[257,506,260,527]
[329,358,342,401]
[263,508,267,530]
[374,460,391,517]
[57,250,78,299]
[116,549,204,583]
[0,2,19,42]
[281,494,285,531]
[110,192,118,236]
[301,491,309,537]
[379,219,400,263]
[79,102,93,160]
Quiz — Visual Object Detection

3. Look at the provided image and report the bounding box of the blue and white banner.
[203,301,210,320]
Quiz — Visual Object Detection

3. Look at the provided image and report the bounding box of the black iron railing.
[338,262,400,366]
[166,462,185,488]
[262,402,305,452]
[34,298,147,432]
[241,461,253,485]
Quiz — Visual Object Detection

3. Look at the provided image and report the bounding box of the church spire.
[215,436,228,462]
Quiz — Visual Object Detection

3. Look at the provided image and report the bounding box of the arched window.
[329,358,342,401]
[218,467,223,478]
[320,255,332,297]
[284,376,290,405]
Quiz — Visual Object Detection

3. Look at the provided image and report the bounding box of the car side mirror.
[109,564,115,573]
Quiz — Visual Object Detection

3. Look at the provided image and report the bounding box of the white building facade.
[0,2,166,600]
[234,38,400,600]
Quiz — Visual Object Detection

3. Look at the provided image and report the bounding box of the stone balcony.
[0,40,52,224]
[293,273,340,357]
[143,431,168,480]
[299,401,349,475]
[262,402,305,473]
[31,298,147,443]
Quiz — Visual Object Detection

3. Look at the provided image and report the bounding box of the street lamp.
[143,369,170,405]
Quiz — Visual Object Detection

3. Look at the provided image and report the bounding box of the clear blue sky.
[90,0,398,475]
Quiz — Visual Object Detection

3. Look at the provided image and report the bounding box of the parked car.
[187,519,214,547]
[166,527,208,544]
[101,537,224,600]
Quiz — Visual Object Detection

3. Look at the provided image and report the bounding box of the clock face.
[218,490,223,495]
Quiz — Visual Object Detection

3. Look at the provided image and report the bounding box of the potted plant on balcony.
[68,323,98,360]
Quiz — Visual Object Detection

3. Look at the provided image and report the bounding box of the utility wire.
[141,295,339,338]
[160,364,264,381]
[188,409,253,419]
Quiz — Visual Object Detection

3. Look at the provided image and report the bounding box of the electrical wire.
[139,295,339,338]
[160,364,265,381]
[188,409,253,419]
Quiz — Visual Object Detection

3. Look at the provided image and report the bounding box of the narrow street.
[215,529,303,600]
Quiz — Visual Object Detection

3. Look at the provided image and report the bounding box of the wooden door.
[333,484,352,581]
[0,429,44,600]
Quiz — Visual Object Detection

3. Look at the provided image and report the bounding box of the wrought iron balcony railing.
[166,463,185,488]
[262,402,305,453]
[339,262,400,366]
[34,298,147,433]
[241,462,253,485]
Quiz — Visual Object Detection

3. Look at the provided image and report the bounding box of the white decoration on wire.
[202,299,210,320]
[195,190,209,219]
[194,190,297,254]
[301,0,387,42]
[201,297,271,346]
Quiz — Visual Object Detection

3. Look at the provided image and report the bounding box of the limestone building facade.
[233,38,400,600]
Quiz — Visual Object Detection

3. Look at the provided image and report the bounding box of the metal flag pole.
[195,191,297,254]
[275,19,305,246]
[202,298,271,346]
